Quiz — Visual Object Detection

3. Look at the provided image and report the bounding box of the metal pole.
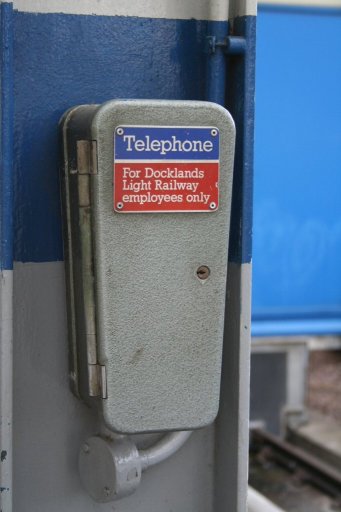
[206,19,228,105]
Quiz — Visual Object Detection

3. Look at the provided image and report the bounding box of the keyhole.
[196,266,210,280]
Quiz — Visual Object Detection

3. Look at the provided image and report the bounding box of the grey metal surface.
[62,100,235,433]
[215,262,252,512]
[79,436,141,502]
[12,260,214,510]
[13,260,250,512]
[0,270,13,511]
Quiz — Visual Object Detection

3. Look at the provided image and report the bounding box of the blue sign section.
[115,126,219,160]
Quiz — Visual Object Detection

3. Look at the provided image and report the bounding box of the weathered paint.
[13,0,257,18]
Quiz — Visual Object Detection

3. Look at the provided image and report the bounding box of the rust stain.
[129,347,144,365]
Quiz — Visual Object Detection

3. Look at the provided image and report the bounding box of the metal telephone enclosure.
[60,100,235,434]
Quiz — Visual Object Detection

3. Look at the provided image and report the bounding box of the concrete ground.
[307,350,341,422]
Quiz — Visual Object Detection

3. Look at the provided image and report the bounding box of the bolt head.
[82,443,90,454]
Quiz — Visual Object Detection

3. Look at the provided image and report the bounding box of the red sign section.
[114,162,218,213]
[113,126,219,213]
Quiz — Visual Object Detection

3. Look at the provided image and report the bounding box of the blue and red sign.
[114,126,219,213]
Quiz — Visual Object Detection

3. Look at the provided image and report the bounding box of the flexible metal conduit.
[139,431,192,471]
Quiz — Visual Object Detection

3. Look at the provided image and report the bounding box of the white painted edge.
[252,335,341,351]
[259,0,341,7]
[249,419,266,430]
[11,0,257,19]
[0,270,13,512]
[248,486,287,512]
[238,261,252,511]
[230,0,257,18]
[12,0,211,19]
[307,335,341,351]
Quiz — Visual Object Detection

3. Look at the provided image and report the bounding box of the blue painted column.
[227,16,256,264]
[0,3,14,510]
[1,1,14,271]
[206,20,229,106]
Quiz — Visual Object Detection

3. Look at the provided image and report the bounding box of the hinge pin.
[206,35,246,55]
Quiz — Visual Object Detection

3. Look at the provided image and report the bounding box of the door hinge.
[72,139,98,175]
[89,364,107,399]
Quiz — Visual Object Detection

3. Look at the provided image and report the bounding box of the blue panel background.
[252,6,341,335]
[13,13,208,262]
